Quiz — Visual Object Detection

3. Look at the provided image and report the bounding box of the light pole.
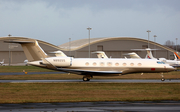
[8,34,11,66]
[147,30,151,48]
[176,38,178,52]
[154,35,157,57]
[69,38,71,56]
[87,27,92,58]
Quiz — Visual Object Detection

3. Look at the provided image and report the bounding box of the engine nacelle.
[45,57,71,67]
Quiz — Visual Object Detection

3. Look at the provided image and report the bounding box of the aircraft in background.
[174,52,180,60]
[0,59,5,66]
[123,52,141,59]
[92,51,108,59]
[50,51,67,57]
[5,40,175,81]
[132,48,180,67]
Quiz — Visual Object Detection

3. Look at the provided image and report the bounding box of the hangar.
[0,36,178,65]
[59,37,177,59]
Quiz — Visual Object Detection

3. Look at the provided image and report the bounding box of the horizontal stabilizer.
[4,40,34,44]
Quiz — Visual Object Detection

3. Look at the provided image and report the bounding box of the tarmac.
[0,101,180,112]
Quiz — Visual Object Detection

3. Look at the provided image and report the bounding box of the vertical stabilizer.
[92,51,108,59]
[174,52,180,60]
[5,40,48,62]
[146,48,154,59]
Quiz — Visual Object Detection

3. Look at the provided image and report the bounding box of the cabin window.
[138,63,142,66]
[85,62,89,66]
[93,62,97,66]
[157,61,165,64]
[130,63,134,66]
[107,62,112,66]
[123,63,126,66]
[115,63,119,66]
[100,62,104,66]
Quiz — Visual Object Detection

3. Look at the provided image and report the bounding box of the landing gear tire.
[83,77,90,81]
[161,78,165,81]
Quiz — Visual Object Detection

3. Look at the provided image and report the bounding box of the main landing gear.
[160,73,165,81]
[83,75,93,81]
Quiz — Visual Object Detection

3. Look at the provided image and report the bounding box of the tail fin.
[5,40,48,62]
[174,52,180,60]
[124,52,141,59]
[146,48,154,59]
[49,51,67,57]
[92,51,108,59]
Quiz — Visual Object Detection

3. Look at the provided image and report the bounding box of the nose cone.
[166,66,176,71]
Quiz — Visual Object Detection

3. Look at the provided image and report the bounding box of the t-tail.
[5,39,48,62]
[174,52,180,60]
[146,48,155,59]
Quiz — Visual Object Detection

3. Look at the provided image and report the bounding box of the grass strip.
[0,66,54,72]
[0,72,180,80]
[0,83,180,103]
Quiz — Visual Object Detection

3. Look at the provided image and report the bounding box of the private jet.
[0,59,5,66]
[5,40,175,81]
[131,48,180,67]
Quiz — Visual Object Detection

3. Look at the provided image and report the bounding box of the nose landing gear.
[160,73,165,81]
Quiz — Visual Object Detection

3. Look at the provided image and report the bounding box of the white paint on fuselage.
[45,57,175,74]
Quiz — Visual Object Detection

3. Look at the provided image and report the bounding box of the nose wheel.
[160,73,165,81]
[161,78,165,81]
[83,77,90,81]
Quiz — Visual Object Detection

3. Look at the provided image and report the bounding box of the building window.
[97,45,103,51]
[142,45,148,49]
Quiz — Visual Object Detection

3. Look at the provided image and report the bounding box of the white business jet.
[143,48,180,67]
[92,51,108,59]
[132,48,180,67]
[5,40,175,81]
[0,59,5,66]
[123,52,141,59]
[49,51,67,57]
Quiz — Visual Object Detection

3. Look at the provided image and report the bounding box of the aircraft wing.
[57,68,122,76]
[41,58,57,70]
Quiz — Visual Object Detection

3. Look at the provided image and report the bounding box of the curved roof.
[0,36,61,50]
[58,37,176,53]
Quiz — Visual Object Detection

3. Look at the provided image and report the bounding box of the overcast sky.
[0,0,180,46]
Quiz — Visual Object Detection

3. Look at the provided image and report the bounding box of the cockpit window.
[157,61,165,64]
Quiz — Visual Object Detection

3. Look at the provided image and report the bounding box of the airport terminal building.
[0,36,178,65]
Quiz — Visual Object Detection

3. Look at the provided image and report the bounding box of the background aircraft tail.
[123,52,141,59]
[92,51,108,59]
[146,48,154,59]
[5,40,48,62]
[174,52,180,60]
